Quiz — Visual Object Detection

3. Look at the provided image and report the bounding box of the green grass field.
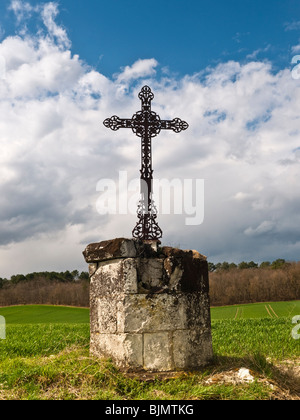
[0,302,299,400]
[211,300,300,320]
[1,301,299,324]
[0,305,89,325]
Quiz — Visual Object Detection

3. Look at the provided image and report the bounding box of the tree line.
[209,260,300,306]
[0,259,299,307]
[208,258,288,272]
[0,270,89,288]
[0,270,90,307]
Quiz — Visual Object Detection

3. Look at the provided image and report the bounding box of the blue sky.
[1,0,300,277]
[2,0,300,77]
[59,0,295,76]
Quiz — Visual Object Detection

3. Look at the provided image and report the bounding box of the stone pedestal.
[83,238,213,372]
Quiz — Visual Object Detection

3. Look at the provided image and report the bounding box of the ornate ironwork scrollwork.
[103,115,123,131]
[139,85,154,109]
[103,86,188,241]
[131,111,162,138]
[132,199,162,240]
[171,117,189,133]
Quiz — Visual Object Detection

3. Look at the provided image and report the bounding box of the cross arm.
[161,118,189,133]
[103,116,133,131]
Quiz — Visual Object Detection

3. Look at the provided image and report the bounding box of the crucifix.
[103,85,188,241]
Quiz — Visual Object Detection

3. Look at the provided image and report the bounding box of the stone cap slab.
[161,246,207,261]
[83,238,156,263]
[83,238,207,263]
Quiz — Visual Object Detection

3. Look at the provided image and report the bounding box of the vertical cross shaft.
[103,85,188,240]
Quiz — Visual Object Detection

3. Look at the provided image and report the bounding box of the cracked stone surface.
[84,238,213,372]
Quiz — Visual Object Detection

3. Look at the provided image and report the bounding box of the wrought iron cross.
[103,85,188,241]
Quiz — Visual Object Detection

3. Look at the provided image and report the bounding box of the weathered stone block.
[173,329,213,369]
[83,238,213,372]
[121,294,187,333]
[144,332,173,371]
[90,333,143,369]
[97,297,118,333]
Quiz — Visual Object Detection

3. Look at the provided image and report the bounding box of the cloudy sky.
[1,0,300,277]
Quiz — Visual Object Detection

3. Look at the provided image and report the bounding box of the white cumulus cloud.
[41,2,71,49]
[115,58,158,84]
